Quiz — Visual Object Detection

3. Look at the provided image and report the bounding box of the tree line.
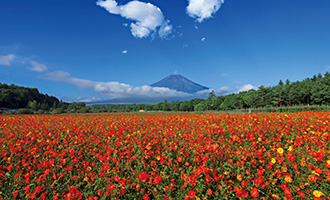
[0,83,60,110]
[1,72,330,114]
[0,83,88,114]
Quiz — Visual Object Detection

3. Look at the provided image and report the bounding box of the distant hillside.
[151,74,209,93]
[0,83,59,109]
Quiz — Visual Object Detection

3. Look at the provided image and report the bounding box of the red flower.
[13,190,19,196]
[154,176,162,185]
[72,157,78,164]
[109,183,116,191]
[250,187,259,198]
[299,191,305,198]
[120,188,127,195]
[138,172,149,183]
[206,189,212,196]
[314,167,322,175]
[40,192,47,200]
[257,169,264,176]
[119,180,126,187]
[188,190,196,199]
[237,189,248,198]
[254,177,263,185]
[284,188,292,196]
[143,194,150,200]
[65,165,73,171]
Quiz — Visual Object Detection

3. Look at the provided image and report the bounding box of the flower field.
[0,112,330,199]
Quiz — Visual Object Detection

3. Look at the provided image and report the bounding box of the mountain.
[150,74,209,93]
[87,75,209,105]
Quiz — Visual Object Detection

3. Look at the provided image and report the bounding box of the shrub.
[17,108,34,114]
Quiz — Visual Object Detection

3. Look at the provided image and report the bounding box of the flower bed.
[0,112,329,199]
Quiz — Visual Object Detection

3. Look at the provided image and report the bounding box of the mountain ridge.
[151,74,209,93]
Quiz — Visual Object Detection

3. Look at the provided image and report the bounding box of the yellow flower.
[288,146,293,151]
[313,190,324,197]
[312,171,319,176]
[277,148,284,154]
[271,158,276,164]
[327,160,330,165]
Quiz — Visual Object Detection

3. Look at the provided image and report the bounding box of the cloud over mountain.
[41,70,190,99]
[96,0,172,38]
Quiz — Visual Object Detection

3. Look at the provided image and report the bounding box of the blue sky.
[1,0,330,102]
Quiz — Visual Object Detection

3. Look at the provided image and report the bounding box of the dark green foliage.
[17,108,34,114]
[0,83,90,114]
[0,83,59,109]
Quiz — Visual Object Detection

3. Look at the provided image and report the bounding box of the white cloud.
[29,61,48,72]
[197,86,231,96]
[201,37,206,42]
[41,70,191,99]
[187,0,224,22]
[0,54,15,66]
[183,44,188,48]
[96,0,173,38]
[221,73,230,77]
[122,50,128,54]
[63,96,103,103]
[41,71,96,89]
[94,82,190,98]
[237,84,258,92]
[194,25,199,29]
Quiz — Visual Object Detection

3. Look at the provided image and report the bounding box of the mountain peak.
[151,74,209,93]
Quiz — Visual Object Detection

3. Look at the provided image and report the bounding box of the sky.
[1,0,330,102]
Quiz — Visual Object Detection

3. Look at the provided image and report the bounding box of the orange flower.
[284,174,293,183]
[237,174,243,182]
[206,189,212,196]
